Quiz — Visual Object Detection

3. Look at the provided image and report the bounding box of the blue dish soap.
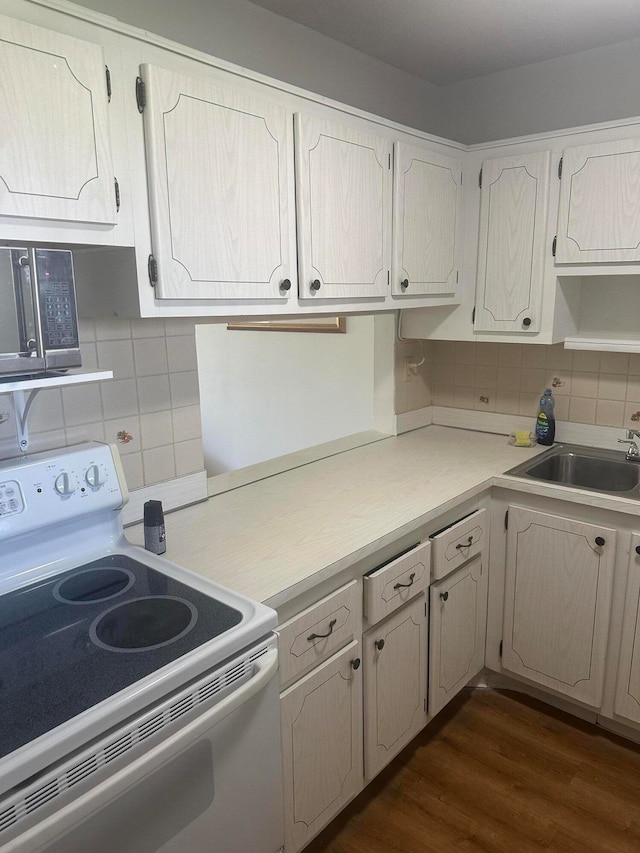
[535,388,556,446]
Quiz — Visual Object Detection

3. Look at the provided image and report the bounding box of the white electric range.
[0,442,284,853]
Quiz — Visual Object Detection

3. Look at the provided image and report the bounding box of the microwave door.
[0,249,46,375]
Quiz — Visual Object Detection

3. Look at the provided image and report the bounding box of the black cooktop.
[0,555,243,761]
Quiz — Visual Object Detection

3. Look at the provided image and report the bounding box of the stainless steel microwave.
[0,247,81,377]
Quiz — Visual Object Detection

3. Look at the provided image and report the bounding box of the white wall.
[196,317,375,475]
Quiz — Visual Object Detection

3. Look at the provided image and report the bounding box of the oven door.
[1,645,283,853]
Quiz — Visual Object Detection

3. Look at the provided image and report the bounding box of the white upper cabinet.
[141,63,297,300]
[555,138,640,264]
[474,151,551,334]
[392,142,462,298]
[295,113,392,300]
[0,14,116,225]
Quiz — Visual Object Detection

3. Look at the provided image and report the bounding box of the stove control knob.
[85,465,105,489]
[54,472,76,496]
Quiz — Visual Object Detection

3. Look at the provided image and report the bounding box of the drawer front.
[277,580,360,689]
[431,508,487,581]
[363,541,430,625]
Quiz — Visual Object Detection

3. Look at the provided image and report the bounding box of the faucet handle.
[627,429,640,439]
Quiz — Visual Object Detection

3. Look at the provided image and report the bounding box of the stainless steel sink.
[505,444,640,498]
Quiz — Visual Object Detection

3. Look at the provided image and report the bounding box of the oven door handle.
[2,647,279,853]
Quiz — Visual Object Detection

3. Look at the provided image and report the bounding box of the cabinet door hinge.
[136,76,146,112]
[105,65,112,102]
[552,236,557,257]
[148,254,158,287]
[499,640,503,658]
[504,509,509,530]
[114,177,120,212]
[478,168,483,188]
[558,157,563,179]
[472,306,476,324]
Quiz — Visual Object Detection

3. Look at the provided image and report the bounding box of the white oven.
[0,442,284,853]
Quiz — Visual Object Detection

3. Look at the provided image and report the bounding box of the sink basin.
[505,444,640,498]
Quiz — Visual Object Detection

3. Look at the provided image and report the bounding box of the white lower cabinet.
[502,506,616,708]
[613,534,640,725]
[363,595,428,780]
[429,555,487,716]
[280,640,363,853]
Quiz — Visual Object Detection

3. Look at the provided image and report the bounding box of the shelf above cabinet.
[0,370,113,394]
[563,336,640,353]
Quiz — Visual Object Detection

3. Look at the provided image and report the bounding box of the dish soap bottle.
[535,388,556,446]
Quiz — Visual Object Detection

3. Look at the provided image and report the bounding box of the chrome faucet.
[619,429,640,461]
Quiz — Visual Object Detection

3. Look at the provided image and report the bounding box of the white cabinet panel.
[363,596,427,780]
[474,151,551,334]
[502,506,615,707]
[614,534,640,725]
[392,142,462,297]
[429,556,486,716]
[556,137,640,264]
[141,63,296,300]
[0,13,116,224]
[295,113,392,300]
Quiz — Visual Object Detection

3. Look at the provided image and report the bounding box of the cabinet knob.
[279,278,291,292]
[310,279,321,292]
[400,278,409,290]
[522,317,532,327]
[351,658,361,670]
[595,536,606,547]
[635,545,640,556]
[440,591,449,602]
[375,639,385,651]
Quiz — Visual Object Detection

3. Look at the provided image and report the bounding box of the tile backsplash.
[397,340,640,430]
[0,318,204,490]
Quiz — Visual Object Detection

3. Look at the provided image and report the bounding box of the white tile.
[547,373,571,396]
[455,341,476,364]
[572,350,601,372]
[80,342,98,371]
[62,384,103,427]
[475,343,499,366]
[553,396,570,421]
[30,389,64,433]
[140,410,174,449]
[175,439,204,476]
[627,376,640,401]
[629,354,640,376]
[164,319,197,336]
[432,341,456,364]
[496,367,521,391]
[78,318,96,343]
[522,346,547,369]
[432,387,453,407]
[498,344,522,367]
[545,344,574,371]
[473,390,496,412]
[138,374,172,413]
[28,429,67,454]
[475,365,498,388]
[518,393,539,416]
[452,386,474,409]
[172,405,202,441]
[569,397,597,424]
[133,337,168,376]
[433,362,455,386]
[65,423,106,445]
[101,379,139,420]
[166,335,198,373]
[600,352,630,375]
[454,363,473,386]
[131,318,166,339]
[519,368,546,394]
[97,340,135,378]
[142,446,176,485]
[103,417,141,455]
[120,451,144,490]
[495,391,519,415]
[94,318,132,341]
[595,400,625,428]
[571,372,599,398]
[597,373,627,402]
[624,401,640,428]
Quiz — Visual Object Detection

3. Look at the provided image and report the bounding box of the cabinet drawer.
[277,580,360,689]
[431,509,487,581]
[363,541,430,624]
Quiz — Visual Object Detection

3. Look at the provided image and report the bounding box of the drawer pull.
[393,572,416,590]
[440,591,449,602]
[455,536,474,550]
[375,639,385,651]
[307,618,337,641]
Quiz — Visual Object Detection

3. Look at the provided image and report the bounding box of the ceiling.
[246,0,640,86]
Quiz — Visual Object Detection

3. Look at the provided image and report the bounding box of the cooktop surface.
[0,554,243,761]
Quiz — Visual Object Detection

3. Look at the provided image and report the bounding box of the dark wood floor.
[304,688,640,853]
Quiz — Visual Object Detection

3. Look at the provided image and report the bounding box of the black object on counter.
[144,499,166,555]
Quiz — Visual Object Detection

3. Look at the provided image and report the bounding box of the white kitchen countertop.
[126,426,548,608]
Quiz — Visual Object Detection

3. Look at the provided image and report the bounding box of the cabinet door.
[392,142,462,297]
[295,113,392,300]
[555,138,640,264]
[614,534,640,724]
[474,151,551,334]
[502,506,615,707]
[141,63,296,300]
[429,556,486,717]
[280,641,363,853]
[363,595,427,780]
[0,14,116,224]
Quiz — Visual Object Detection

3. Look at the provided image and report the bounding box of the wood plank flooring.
[304,688,640,853]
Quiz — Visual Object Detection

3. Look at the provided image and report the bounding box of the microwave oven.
[0,247,81,377]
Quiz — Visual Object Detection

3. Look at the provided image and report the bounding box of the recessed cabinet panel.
[295,113,392,299]
[392,143,462,297]
[613,534,640,725]
[474,151,551,334]
[0,14,116,224]
[363,596,427,780]
[141,63,296,299]
[556,138,640,263]
[502,506,615,707]
[429,556,486,716]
